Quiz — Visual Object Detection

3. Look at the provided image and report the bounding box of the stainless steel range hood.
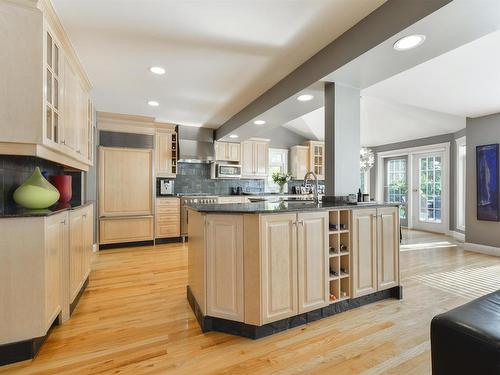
[178,126,215,163]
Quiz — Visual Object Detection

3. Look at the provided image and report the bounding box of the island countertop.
[186,200,398,214]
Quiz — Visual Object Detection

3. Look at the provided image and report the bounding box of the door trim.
[376,142,450,233]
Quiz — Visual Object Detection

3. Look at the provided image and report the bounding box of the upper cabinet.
[214,141,240,162]
[306,141,325,180]
[0,0,93,171]
[241,139,269,179]
[156,125,178,177]
[289,141,325,180]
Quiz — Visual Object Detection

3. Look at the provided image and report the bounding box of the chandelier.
[360,147,375,172]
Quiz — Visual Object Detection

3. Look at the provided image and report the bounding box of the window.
[385,158,407,220]
[456,137,466,231]
[267,148,288,192]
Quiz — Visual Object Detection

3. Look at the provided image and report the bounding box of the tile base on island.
[187,285,403,339]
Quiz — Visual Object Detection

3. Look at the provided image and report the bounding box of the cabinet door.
[291,146,309,179]
[156,132,173,176]
[77,83,88,158]
[297,212,329,313]
[62,56,78,153]
[377,207,399,290]
[260,214,298,324]
[99,147,153,216]
[351,209,378,297]
[241,141,254,176]
[45,214,65,328]
[309,142,324,180]
[69,210,84,303]
[254,142,268,176]
[228,143,240,162]
[99,216,154,244]
[214,141,226,161]
[206,215,244,321]
[83,205,93,280]
[156,197,180,238]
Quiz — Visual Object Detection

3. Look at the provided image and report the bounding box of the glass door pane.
[418,155,442,223]
[384,157,408,225]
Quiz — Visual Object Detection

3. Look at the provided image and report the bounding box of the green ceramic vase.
[13,167,60,209]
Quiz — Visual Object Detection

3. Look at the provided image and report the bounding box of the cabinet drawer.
[156,217,179,225]
[156,222,180,238]
[99,216,153,244]
[156,206,180,215]
[156,198,179,207]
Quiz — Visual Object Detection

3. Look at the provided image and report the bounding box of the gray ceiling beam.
[215,0,452,140]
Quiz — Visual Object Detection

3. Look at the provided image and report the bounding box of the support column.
[324,82,360,196]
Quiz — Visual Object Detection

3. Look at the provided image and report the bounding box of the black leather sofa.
[430,290,500,374]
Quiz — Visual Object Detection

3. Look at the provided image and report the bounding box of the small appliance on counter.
[230,186,243,195]
[157,178,174,196]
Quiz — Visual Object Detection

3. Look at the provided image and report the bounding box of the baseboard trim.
[99,240,154,250]
[70,277,89,316]
[449,231,465,242]
[154,236,183,244]
[464,242,500,256]
[187,285,403,339]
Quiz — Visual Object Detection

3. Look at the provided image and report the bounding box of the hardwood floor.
[2,232,499,374]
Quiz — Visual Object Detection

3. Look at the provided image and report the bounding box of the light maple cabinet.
[241,140,269,178]
[306,141,325,180]
[351,207,399,298]
[0,0,93,171]
[244,211,328,325]
[156,127,177,177]
[206,215,244,322]
[99,147,153,217]
[215,141,240,162]
[290,145,309,179]
[259,214,298,324]
[156,197,180,238]
[0,212,67,345]
[69,205,93,304]
[297,212,329,313]
[377,207,400,290]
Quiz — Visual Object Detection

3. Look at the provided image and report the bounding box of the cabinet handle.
[83,214,87,218]
[61,219,66,225]
[297,220,304,226]
[61,140,66,145]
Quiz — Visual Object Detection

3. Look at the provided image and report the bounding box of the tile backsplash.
[174,162,324,195]
[0,155,81,213]
[174,162,265,195]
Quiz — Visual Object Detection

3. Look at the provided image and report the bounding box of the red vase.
[51,175,72,203]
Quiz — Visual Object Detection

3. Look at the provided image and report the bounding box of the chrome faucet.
[303,171,319,203]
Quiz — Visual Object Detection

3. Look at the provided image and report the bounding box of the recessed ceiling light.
[297,94,314,102]
[253,120,266,125]
[393,34,426,51]
[149,66,166,75]
[229,134,239,139]
[148,100,159,107]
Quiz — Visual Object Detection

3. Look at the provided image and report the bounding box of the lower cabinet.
[155,197,180,239]
[99,216,154,244]
[69,205,93,304]
[297,212,329,313]
[260,213,298,324]
[244,212,329,325]
[351,207,399,298]
[206,215,244,321]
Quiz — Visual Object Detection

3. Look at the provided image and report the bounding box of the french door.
[412,151,448,233]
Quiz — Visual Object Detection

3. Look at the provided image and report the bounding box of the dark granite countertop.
[0,201,94,218]
[186,201,398,214]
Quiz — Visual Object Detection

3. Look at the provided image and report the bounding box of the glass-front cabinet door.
[44,30,61,146]
[384,158,408,226]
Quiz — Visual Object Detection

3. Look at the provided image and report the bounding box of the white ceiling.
[52,0,385,128]
[362,29,500,118]
[282,107,324,141]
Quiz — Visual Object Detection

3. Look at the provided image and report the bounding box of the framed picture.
[477,144,500,221]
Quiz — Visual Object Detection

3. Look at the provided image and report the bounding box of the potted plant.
[272,172,291,194]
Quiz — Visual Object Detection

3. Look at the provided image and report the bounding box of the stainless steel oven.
[214,163,242,179]
[180,196,218,238]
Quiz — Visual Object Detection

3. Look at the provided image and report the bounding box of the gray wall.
[261,126,307,149]
[370,129,465,232]
[466,113,500,247]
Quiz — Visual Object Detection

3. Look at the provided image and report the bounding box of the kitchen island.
[187,201,402,339]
